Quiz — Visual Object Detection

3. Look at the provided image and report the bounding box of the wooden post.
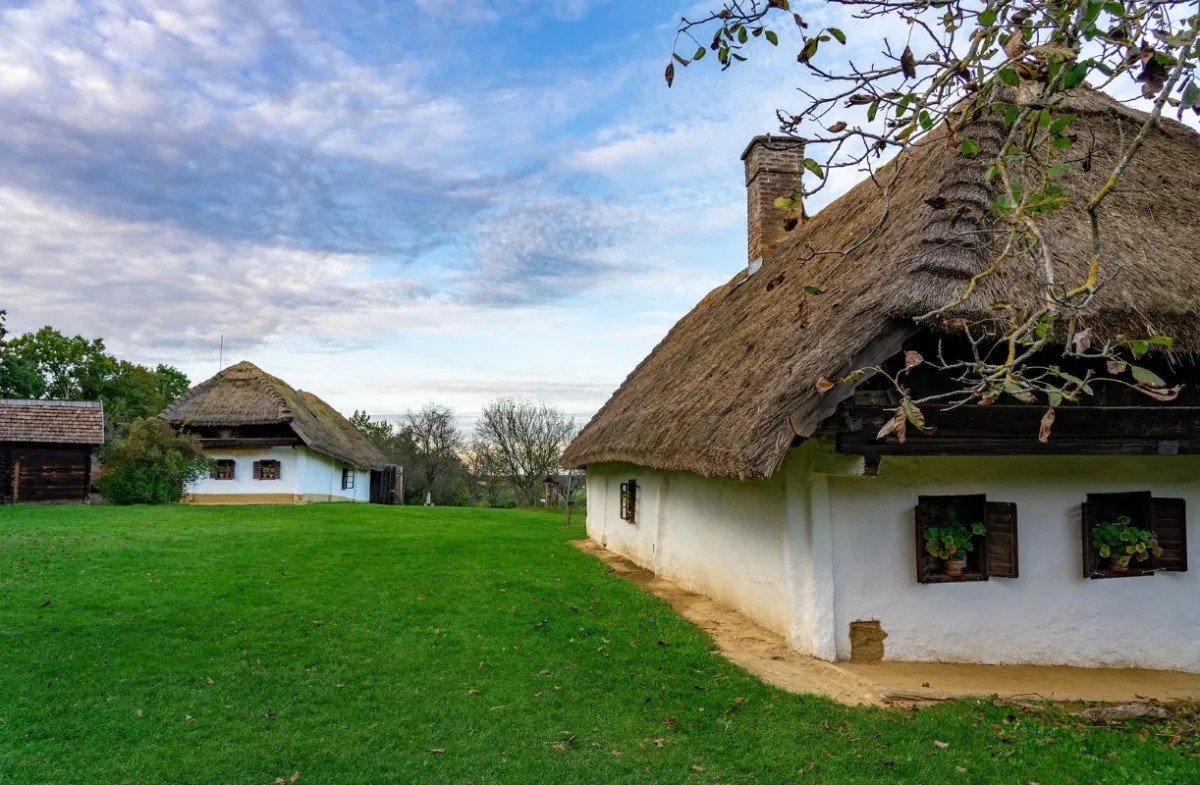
[11,458,19,503]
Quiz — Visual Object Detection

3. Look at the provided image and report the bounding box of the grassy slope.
[0,505,1195,784]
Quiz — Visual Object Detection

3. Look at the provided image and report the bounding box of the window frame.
[342,468,355,491]
[253,460,281,481]
[211,459,236,481]
[916,494,1019,583]
[619,480,637,524]
[1082,491,1187,579]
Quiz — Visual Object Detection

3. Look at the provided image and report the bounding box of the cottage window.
[1082,492,1187,579]
[619,480,637,524]
[211,460,236,481]
[342,468,355,490]
[253,460,281,481]
[915,495,1019,583]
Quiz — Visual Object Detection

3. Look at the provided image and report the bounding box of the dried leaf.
[933,740,950,749]
[289,773,300,784]
[816,377,837,393]
[666,716,679,729]
[826,121,847,133]
[665,61,675,88]
[185,714,195,723]
[904,350,924,370]
[1137,50,1167,99]
[876,408,907,444]
[426,748,446,755]
[207,677,214,685]
[956,766,968,773]
[1072,328,1092,353]
[136,709,143,718]
[467,689,480,695]
[900,46,916,79]
[846,94,875,105]
[1106,359,1127,375]
[691,765,706,773]
[552,743,566,752]
[1003,29,1025,60]
[1136,384,1182,402]
[1038,407,1055,444]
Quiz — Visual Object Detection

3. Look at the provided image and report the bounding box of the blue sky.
[1,0,1188,428]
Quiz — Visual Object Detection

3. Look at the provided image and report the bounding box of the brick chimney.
[741,135,806,265]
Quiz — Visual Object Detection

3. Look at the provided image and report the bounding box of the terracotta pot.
[1110,555,1131,572]
[944,558,965,577]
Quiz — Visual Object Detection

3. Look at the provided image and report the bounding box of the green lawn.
[0,505,1196,784]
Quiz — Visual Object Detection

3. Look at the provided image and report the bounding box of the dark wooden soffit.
[836,405,1200,456]
[197,438,301,450]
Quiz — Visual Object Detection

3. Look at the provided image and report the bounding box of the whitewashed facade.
[185,446,370,504]
[586,440,1200,672]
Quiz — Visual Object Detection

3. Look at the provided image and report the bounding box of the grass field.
[1,504,1196,784]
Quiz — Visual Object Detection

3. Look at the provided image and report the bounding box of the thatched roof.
[0,400,104,445]
[563,89,1200,479]
[161,361,387,470]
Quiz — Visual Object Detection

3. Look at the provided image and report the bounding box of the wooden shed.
[0,400,104,504]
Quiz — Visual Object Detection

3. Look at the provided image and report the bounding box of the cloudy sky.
[0,0,1187,428]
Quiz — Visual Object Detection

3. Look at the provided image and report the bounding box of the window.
[915,495,1019,583]
[342,468,355,490]
[1082,492,1187,579]
[253,460,281,481]
[619,480,637,524]
[211,460,236,480]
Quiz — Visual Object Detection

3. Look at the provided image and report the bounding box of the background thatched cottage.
[162,361,387,504]
[563,89,1200,672]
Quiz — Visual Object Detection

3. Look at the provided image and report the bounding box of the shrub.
[97,418,212,505]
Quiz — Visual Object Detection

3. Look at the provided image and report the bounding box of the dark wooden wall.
[0,443,94,504]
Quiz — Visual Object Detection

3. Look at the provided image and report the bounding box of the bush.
[97,418,212,505]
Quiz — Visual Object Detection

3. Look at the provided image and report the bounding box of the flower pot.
[1110,555,1132,573]
[943,558,966,577]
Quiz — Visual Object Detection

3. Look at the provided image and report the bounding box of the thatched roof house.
[563,89,1200,480]
[162,361,386,504]
[566,88,1200,674]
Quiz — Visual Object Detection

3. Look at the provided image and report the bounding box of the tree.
[475,398,575,506]
[0,311,45,398]
[405,402,464,504]
[96,417,212,505]
[669,0,1199,441]
[463,435,507,507]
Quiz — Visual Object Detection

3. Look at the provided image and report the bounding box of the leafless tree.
[463,435,506,507]
[475,397,576,506]
[405,402,464,504]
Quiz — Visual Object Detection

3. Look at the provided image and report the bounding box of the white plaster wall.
[188,447,299,496]
[827,455,1200,671]
[296,448,370,502]
[585,462,793,638]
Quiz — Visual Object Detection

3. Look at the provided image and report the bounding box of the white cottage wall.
[187,446,299,502]
[297,448,370,503]
[585,462,794,639]
[827,454,1200,671]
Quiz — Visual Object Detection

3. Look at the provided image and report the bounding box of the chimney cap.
[740,134,805,161]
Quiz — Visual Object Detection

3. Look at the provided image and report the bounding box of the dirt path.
[571,539,885,707]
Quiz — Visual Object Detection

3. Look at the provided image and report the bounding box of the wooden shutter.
[1151,497,1188,572]
[253,461,262,480]
[1081,501,1097,578]
[915,502,931,584]
[984,501,1019,578]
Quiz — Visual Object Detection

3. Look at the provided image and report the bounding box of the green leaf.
[827,27,846,44]
[998,68,1020,86]
[1004,104,1020,126]
[867,100,879,122]
[959,138,980,156]
[1103,1,1124,15]
[1052,136,1074,149]
[801,38,819,61]
[1183,81,1200,110]
[918,110,933,130]
[1048,390,1063,407]
[737,26,748,43]
[1131,366,1166,387]
[804,285,823,295]
[1049,113,1077,135]
[1149,335,1175,346]
[979,8,997,26]
[694,46,706,60]
[765,30,779,46]
[803,157,825,179]
[673,53,690,66]
[1130,340,1150,359]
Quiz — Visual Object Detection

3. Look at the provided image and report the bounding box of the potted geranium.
[1091,515,1163,572]
[923,519,987,577]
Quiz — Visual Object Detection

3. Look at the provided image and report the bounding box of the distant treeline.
[351,398,582,509]
[0,310,191,430]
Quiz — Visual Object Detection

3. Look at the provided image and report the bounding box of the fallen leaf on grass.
[551,744,566,752]
[264,711,277,720]
[691,765,705,773]
[290,773,300,783]
[934,740,949,749]
[956,766,967,773]
[207,676,214,685]
[336,683,344,688]
[40,600,51,608]
[651,738,666,747]
[184,715,195,723]
[467,689,480,695]
[312,620,322,627]
[665,716,679,729]
[611,750,622,757]
[426,748,445,755]
[136,709,143,718]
